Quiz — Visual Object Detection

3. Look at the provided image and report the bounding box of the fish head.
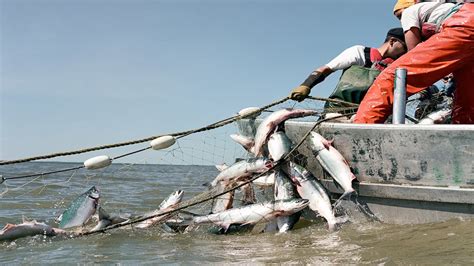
[273,199,309,215]
[87,186,100,200]
[309,132,330,151]
[250,157,274,172]
[264,159,274,169]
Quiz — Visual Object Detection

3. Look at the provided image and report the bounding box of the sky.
[0,0,402,164]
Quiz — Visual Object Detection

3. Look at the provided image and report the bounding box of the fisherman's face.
[388,38,407,59]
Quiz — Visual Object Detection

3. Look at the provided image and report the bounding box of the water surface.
[1,162,472,264]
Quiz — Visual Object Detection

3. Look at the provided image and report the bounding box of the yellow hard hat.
[393,0,416,14]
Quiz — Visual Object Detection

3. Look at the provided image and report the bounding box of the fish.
[0,220,67,242]
[135,190,184,229]
[288,162,339,231]
[59,186,100,229]
[274,170,301,232]
[252,108,317,156]
[208,157,273,187]
[91,207,130,231]
[308,133,380,221]
[230,134,255,153]
[252,171,276,187]
[193,199,309,232]
[211,182,234,213]
[267,131,293,161]
[418,108,451,124]
[309,132,356,201]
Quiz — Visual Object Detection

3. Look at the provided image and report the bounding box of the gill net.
[0,97,358,238]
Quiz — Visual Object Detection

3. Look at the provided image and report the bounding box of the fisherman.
[289,28,407,114]
[354,0,474,124]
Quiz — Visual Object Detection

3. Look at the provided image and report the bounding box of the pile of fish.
[1,108,361,242]
[209,108,356,233]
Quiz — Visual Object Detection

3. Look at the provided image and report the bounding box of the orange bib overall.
[354,4,474,124]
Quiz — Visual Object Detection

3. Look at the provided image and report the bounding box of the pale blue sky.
[1,0,401,164]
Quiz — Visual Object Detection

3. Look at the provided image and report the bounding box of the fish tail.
[333,190,356,208]
[352,196,381,222]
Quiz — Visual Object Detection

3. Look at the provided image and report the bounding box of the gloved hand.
[289,85,311,102]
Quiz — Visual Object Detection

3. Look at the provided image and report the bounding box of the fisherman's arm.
[289,66,332,102]
[289,45,366,102]
[405,27,422,51]
[399,5,422,51]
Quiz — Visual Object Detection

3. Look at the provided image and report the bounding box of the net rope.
[0,96,358,240]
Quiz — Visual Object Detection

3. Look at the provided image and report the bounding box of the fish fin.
[215,163,229,172]
[351,173,357,180]
[240,221,255,227]
[221,223,231,233]
[3,223,16,230]
[22,215,30,223]
[55,214,63,223]
[322,139,332,150]
[350,195,381,222]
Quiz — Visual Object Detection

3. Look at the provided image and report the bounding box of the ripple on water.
[1,163,473,264]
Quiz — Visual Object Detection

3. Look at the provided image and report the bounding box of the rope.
[76,112,354,237]
[0,97,289,166]
[0,97,291,183]
[0,166,84,184]
[308,96,360,107]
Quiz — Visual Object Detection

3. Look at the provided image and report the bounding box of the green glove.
[289,85,311,102]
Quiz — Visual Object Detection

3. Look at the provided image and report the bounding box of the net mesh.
[0,98,357,235]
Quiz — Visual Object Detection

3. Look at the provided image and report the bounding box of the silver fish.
[230,134,255,154]
[418,108,451,124]
[211,182,234,213]
[0,220,66,241]
[193,199,309,232]
[252,171,276,187]
[91,207,129,231]
[309,132,356,199]
[267,131,293,161]
[135,190,184,229]
[274,170,301,232]
[59,186,100,229]
[252,108,317,156]
[289,162,339,231]
[209,157,273,187]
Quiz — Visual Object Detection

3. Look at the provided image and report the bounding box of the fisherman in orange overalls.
[354,0,474,124]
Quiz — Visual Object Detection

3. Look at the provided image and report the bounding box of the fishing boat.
[238,119,474,224]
